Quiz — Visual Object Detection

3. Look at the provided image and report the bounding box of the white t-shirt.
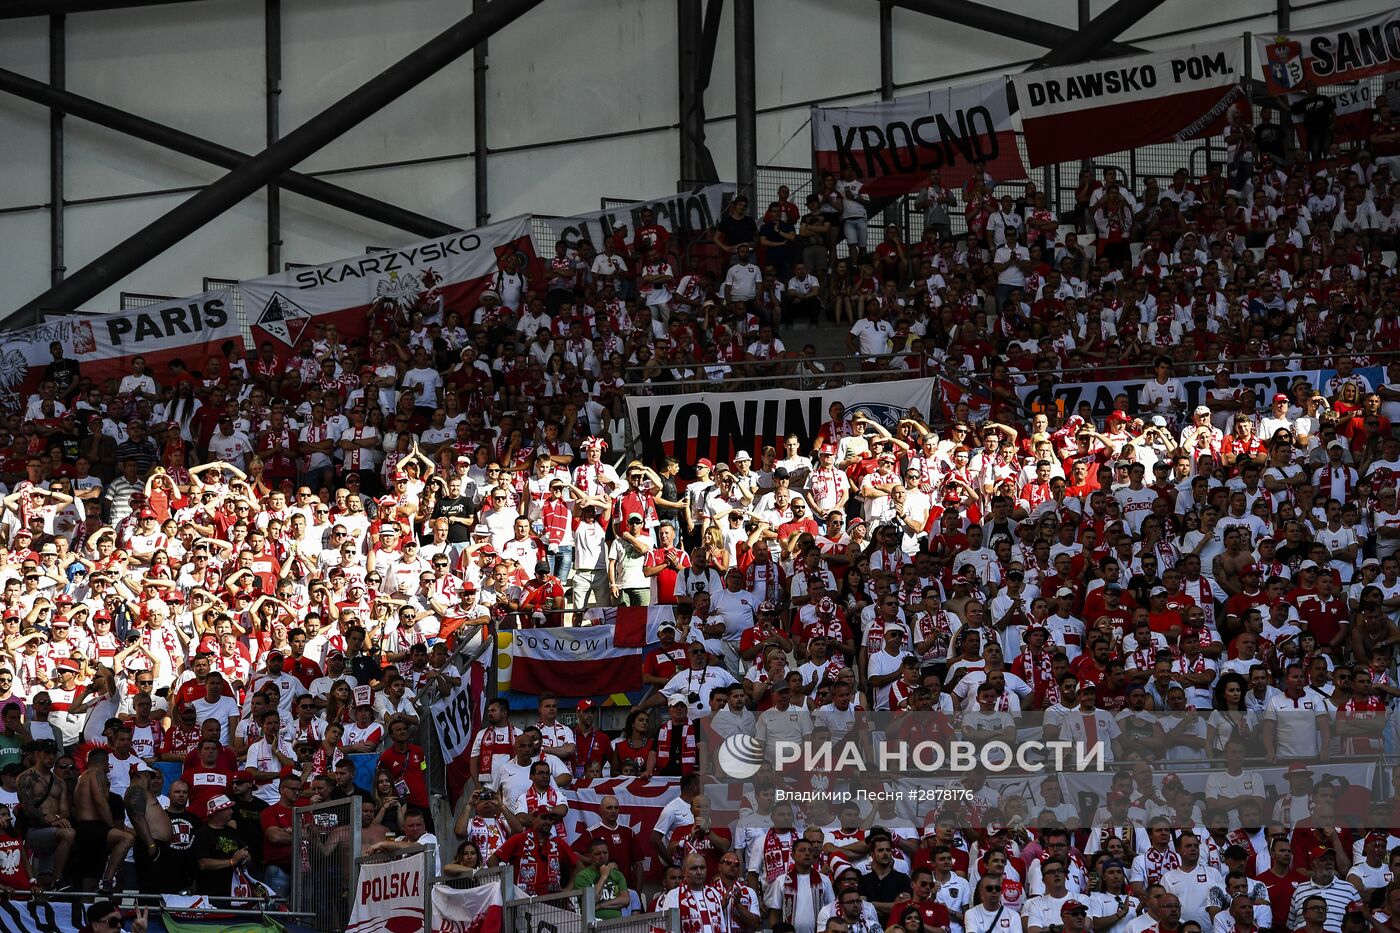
[191,694,241,745]
[849,318,894,356]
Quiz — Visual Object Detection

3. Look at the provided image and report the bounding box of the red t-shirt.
[181,765,235,817]
[379,743,429,808]
[574,822,641,871]
[261,802,295,867]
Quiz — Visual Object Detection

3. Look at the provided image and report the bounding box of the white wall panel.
[63,191,266,312]
[488,0,676,150]
[0,16,52,211]
[489,130,678,221]
[66,0,262,153]
[0,212,54,317]
[277,159,476,267]
[280,0,473,173]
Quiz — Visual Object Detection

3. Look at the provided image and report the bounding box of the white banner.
[628,377,936,470]
[1011,40,1246,167]
[811,78,1023,197]
[540,184,736,251]
[239,216,533,347]
[348,849,428,933]
[0,901,85,931]
[433,880,504,933]
[1258,9,1400,95]
[0,290,237,415]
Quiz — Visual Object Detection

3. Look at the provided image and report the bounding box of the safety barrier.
[594,909,682,933]
[506,886,595,933]
[291,796,361,933]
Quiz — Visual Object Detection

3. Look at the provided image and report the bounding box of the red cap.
[1061,901,1088,916]
[1307,844,1335,861]
[696,459,714,470]
[138,509,156,519]
[576,699,595,711]
[820,443,836,455]
[232,770,256,783]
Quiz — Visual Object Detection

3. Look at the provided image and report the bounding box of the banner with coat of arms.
[1257,10,1400,95]
[238,216,536,347]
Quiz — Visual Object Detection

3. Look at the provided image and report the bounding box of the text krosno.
[772,739,1106,774]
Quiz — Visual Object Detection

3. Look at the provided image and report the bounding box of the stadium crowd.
[0,88,1396,933]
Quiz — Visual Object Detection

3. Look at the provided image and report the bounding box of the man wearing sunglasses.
[81,902,149,933]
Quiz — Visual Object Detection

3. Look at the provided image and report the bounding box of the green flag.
[158,912,285,933]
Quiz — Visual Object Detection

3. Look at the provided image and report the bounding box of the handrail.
[1017,347,1400,381]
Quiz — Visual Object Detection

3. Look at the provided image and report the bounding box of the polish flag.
[433,881,503,933]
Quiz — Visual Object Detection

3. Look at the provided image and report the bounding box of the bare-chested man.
[16,738,74,889]
[73,747,135,892]
[1213,526,1254,596]
[125,768,174,893]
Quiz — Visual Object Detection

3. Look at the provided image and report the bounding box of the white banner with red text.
[0,290,237,414]
[1257,9,1400,95]
[627,377,937,472]
[347,849,429,933]
[433,880,504,933]
[540,184,737,252]
[430,658,490,802]
[811,78,1022,197]
[1010,39,1247,167]
[238,216,535,347]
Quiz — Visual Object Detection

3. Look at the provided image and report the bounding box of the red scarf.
[655,720,699,775]
[678,884,725,933]
[760,828,797,885]
[515,830,565,894]
[780,866,826,926]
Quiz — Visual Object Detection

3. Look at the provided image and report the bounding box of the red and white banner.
[811,78,1022,197]
[238,216,535,348]
[1290,83,1374,151]
[1011,39,1247,167]
[347,849,428,933]
[509,624,647,697]
[432,880,503,933]
[430,658,489,802]
[0,290,238,415]
[563,777,680,877]
[1258,9,1400,95]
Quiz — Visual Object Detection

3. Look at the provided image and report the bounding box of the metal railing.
[594,909,681,933]
[507,886,594,933]
[291,796,361,933]
[435,864,516,894]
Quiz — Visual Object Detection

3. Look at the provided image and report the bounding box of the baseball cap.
[667,694,688,707]
[696,458,714,470]
[1061,901,1088,916]
[1307,844,1335,861]
[820,444,836,455]
[1193,405,1211,416]
[576,699,595,711]
[1077,680,1098,692]
[1055,586,1075,597]
[1150,586,1168,596]
[204,794,235,816]
[1273,393,1290,403]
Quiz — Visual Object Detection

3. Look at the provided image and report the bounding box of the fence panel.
[592,908,681,933]
[119,291,174,309]
[507,887,594,933]
[291,796,360,933]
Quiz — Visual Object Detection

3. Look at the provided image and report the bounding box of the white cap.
[733,450,752,462]
[1151,415,1168,427]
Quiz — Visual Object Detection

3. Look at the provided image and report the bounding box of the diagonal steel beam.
[0,67,457,240]
[883,0,1142,59]
[0,0,208,17]
[14,0,546,320]
[1035,0,1168,68]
